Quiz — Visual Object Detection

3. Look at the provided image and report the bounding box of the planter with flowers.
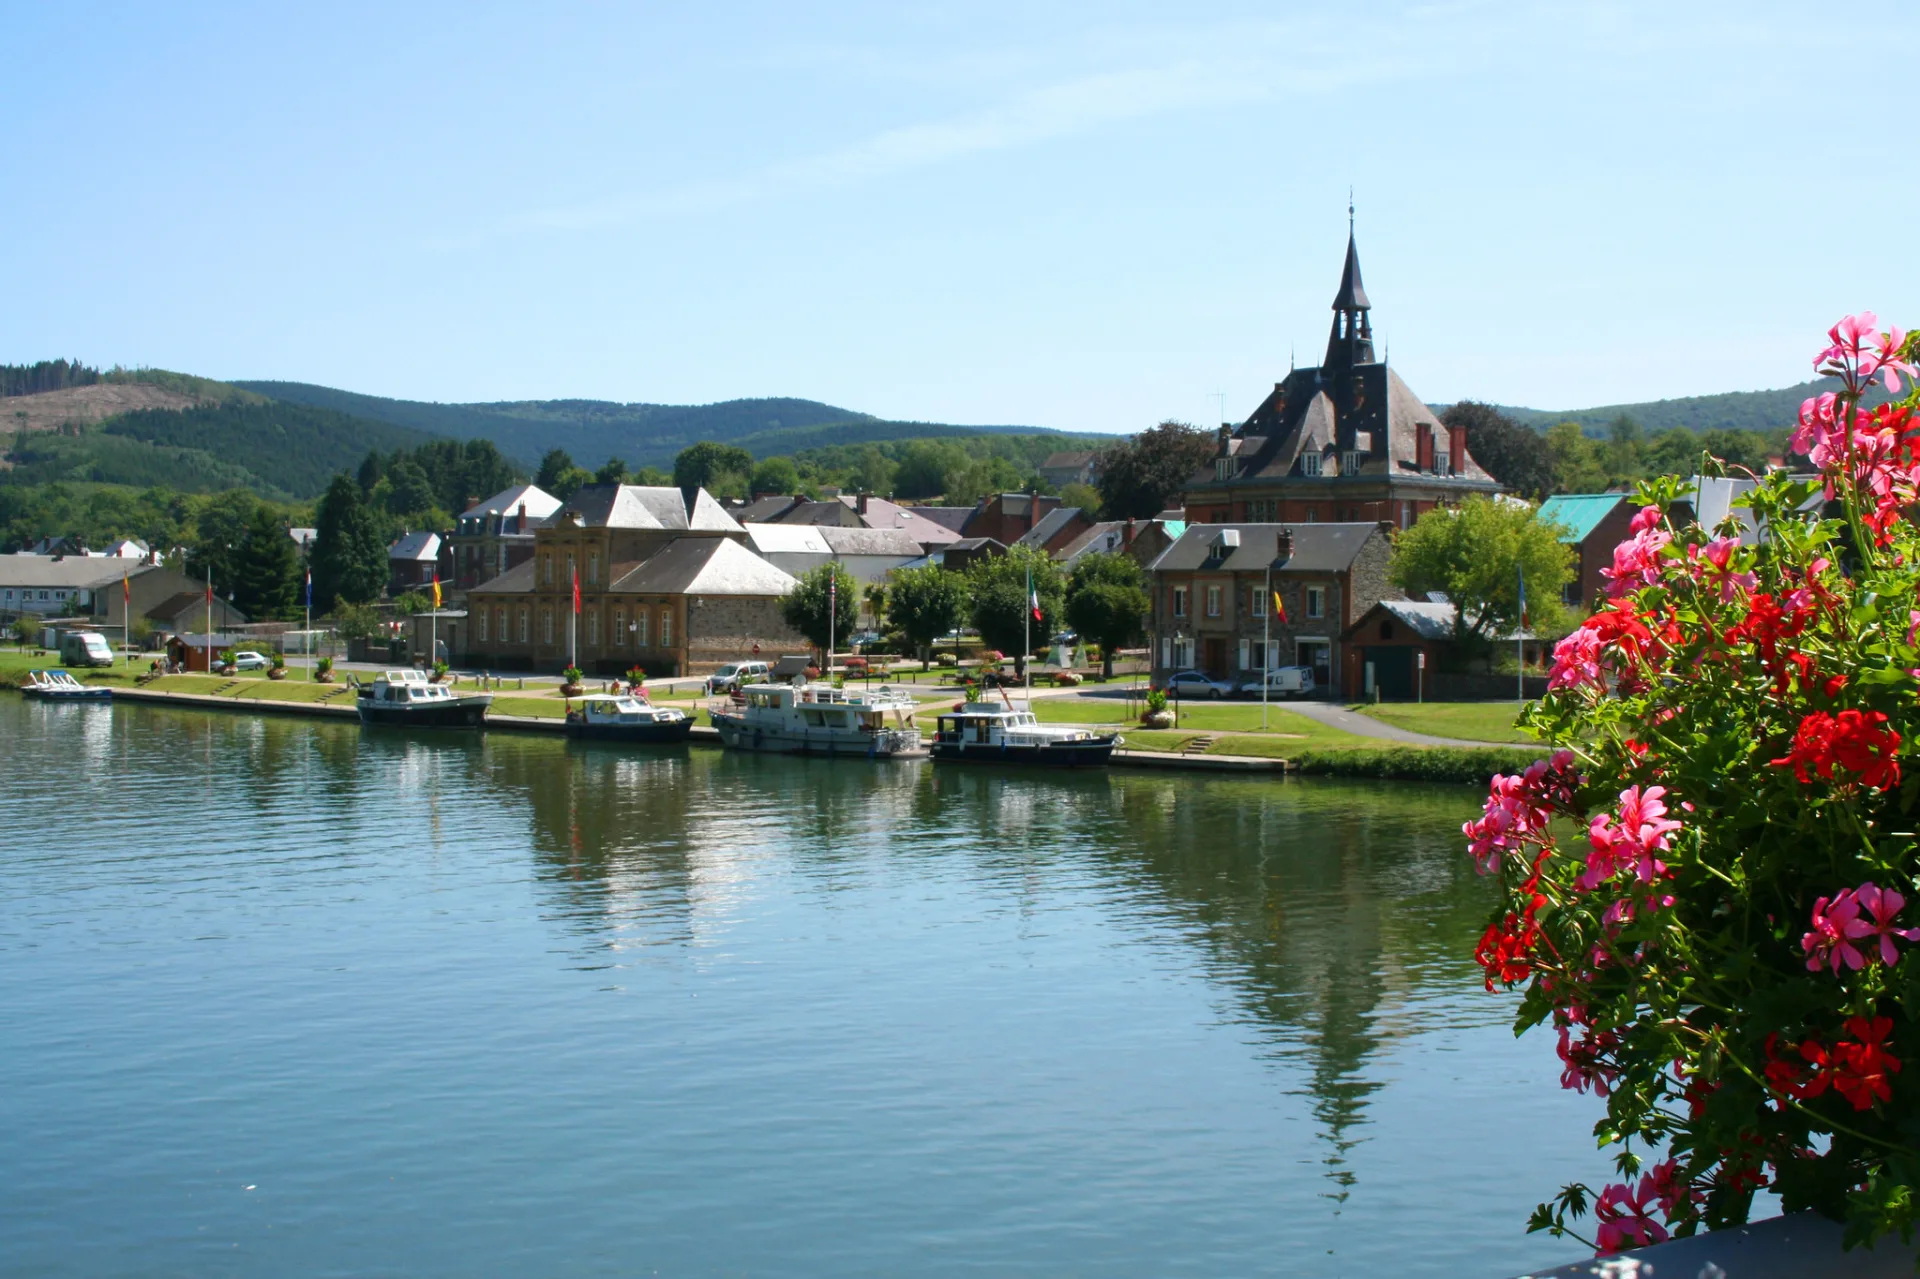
[314,656,335,683]
[1470,313,1920,1258]
[560,664,584,697]
[268,653,288,681]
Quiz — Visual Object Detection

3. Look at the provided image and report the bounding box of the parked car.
[1238,666,1317,699]
[231,650,272,671]
[58,630,114,667]
[1159,669,1237,700]
[704,660,770,695]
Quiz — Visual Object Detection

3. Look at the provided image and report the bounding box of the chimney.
[1216,423,1232,456]
[1122,518,1136,551]
[1446,423,1467,476]
[1276,527,1295,563]
[857,491,869,516]
[1028,488,1040,534]
[516,502,527,532]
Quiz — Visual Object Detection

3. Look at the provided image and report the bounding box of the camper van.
[59,630,114,668]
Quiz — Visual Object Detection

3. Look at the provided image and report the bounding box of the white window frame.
[542,607,553,645]
[614,607,627,647]
[660,609,672,648]
[1238,638,1251,669]
[1265,639,1280,670]
[1300,452,1322,477]
[478,610,489,643]
[1159,636,1172,667]
[1172,586,1187,618]
[587,608,600,646]
[588,551,599,586]
[1306,587,1325,620]
[1251,588,1266,618]
[1205,585,1222,618]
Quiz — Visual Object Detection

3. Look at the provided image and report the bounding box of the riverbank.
[17,675,1544,783]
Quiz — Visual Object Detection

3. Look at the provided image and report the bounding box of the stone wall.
[686,594,806,673]
[1344,527,1396,626]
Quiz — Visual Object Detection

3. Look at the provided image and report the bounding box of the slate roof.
[1371,599,1455,640]
[736,495,803,523]
[1536,493,1628,544]
[817,525,922,556]
[145,591,209,622]
[462,483,562,520]
[1014,506,1085,549]
[470,558,537,594]
[389,531,441,562]
[561,484,742,533]
[912,506,974,532]
[1149,522,1382,575]
[742,522,832,555]
[610,538,796,596]
[0,558,165,589]
[771,494,960,545]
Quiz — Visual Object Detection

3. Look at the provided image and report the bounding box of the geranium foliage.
[1469,313,1920,1255]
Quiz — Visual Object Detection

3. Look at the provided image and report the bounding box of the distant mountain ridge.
[1479,378,1883,437]
[232,381,1065,470]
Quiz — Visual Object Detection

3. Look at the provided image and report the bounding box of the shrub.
[561,664,583,685]
[1471,314,1920,1256]
[1144,688,1168,716]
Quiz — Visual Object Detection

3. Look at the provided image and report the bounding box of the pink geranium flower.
[1851,883,1920,966]
[1803,889,1867,973]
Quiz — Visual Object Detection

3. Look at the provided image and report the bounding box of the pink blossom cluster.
[1814,311,1915,393]
[1593,1159,1696,1254]
[1686,536,1757,602]
[1803,882,1920,974]
[1548,627,1605,693]
[1579,785,1682,891]
[1554,1004,1620,1096]
[1601,506,1672,597]
[1463,750,1580,874]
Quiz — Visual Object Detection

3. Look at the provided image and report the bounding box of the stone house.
[1146,522,1396,696]
[387,531,444,596]
[1053,518,1183,570]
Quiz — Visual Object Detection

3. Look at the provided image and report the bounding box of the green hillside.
[233,380,1062,469]
[1488,378,1886,437]
[3,393,430,499]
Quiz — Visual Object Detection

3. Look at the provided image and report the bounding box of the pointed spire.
[1331,228,1370,312]
[1322,205,1376,371]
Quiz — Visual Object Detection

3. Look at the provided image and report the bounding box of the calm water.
[0,696,1601,1277]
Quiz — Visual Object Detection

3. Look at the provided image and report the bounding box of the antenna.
[1209,390,1226,426]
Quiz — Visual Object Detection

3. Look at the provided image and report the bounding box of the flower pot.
[217,664,238,676]
[560,682,584,697]
[268,667,287,681]
[314,671,335,683]
[1144,710,1175,729]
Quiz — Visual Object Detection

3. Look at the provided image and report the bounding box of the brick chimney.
[516,502,527,533]
[857,491,869,516]
[1028,488,1040,534]
[1276,527,1295,563]
[1446,423,1467,476]
[1122,518,1136,551]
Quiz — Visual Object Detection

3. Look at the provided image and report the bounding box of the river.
[0,696,1601,1276]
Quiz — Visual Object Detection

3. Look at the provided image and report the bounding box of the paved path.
[1276,700,1501,748]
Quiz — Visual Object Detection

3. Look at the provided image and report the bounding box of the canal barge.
[707,681,923,757]
[356,669,491,729]
[20,669,113,702]
[930,701,1119,768]
[565,693,694,743]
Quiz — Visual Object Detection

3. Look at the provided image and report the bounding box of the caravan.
[58,630,114,668]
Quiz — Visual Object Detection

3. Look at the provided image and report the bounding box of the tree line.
[1,360,101,397]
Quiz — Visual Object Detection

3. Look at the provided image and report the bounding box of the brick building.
[1535,493,1635,609]
[447,483,561,591]
[1182,226,1501,527]
[1146,522,1397,696]
[462,483,802,675]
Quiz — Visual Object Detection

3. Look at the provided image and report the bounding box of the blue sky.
[3,3,1913,433]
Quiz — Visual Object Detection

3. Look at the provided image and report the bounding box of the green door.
[1365,646,1414,700]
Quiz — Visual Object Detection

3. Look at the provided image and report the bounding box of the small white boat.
[930,701,1119,768]
[707,680,923,757]
[356,670,492,728]
[20,669,113,702]
[565,694,694,743]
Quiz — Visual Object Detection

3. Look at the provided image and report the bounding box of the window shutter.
[1160,637,1171,667]
[1238,639,1250,669]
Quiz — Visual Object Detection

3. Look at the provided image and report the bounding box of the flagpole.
[305,570,312,680]
[1262,560,1271,731]
[1517,562,1526,704]
[205,565,213,673]
[1023,564,1031,700]
[828,567,835,680]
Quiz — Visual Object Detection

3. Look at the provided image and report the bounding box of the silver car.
[1160,669,1237,700]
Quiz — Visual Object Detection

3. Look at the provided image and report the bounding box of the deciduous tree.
[1096,420,1213,519]
[1065,551,1149,678]
[1389,495,1574,647]
[886,564,968,670]
[967,544,1064,678]
[779,563,858,660]
[1442,401,1557,499]
[674,441,754,490]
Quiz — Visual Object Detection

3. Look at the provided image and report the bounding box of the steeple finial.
[1348,187,1354,232]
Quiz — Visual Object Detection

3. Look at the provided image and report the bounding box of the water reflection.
[483,741,1494,1196]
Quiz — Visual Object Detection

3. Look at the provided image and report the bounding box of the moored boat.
[565,693,694,743]
[707,680,923,757]
[930,701,1119,767]
[356,669,491,728]
[19,669,113,702]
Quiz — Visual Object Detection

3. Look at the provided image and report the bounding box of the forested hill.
[1488,378,1885,436]
[233,380,1057,469]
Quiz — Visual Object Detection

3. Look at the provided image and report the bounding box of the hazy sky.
[4,3,1913,433]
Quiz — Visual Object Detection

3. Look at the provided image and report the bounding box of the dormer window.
[1300,453,1323,477]
[1215,457,1233,482]
[1342,451,1362,475]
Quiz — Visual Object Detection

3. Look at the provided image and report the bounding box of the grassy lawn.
[487,696,570,719]
[0,650,150,686]
[1028,695,1353,738]
[1354,701,1543,745]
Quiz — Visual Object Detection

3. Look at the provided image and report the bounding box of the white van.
[59,631,115,668]
[1238,665,1316,699]
[704,660,770,695]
